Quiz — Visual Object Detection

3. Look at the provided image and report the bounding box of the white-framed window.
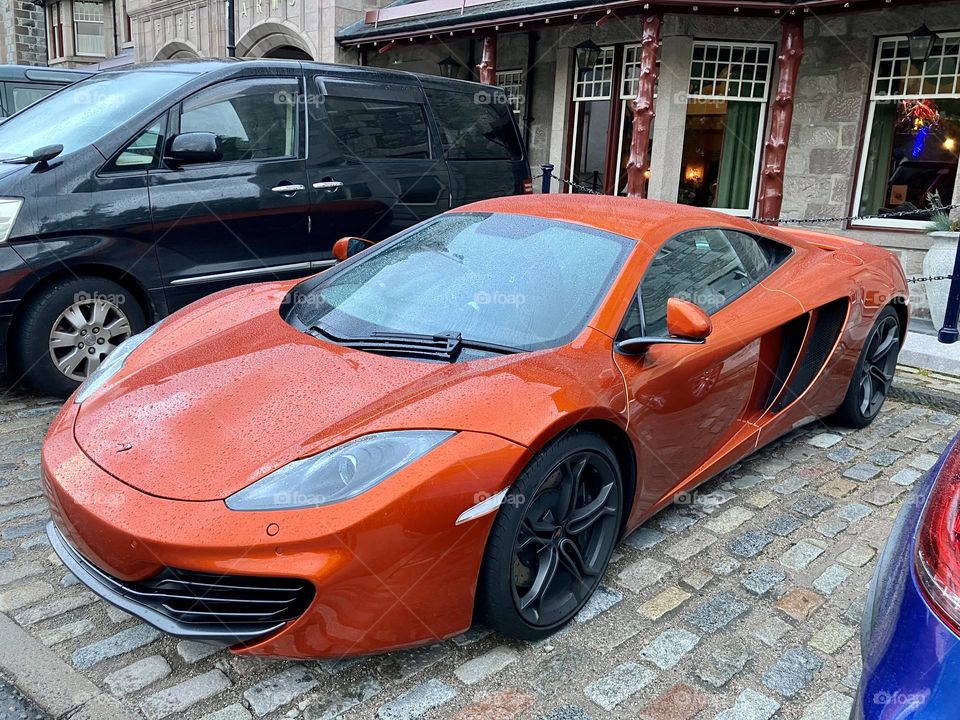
[852,32,960,229]
[495,69,524,121]
[677,40,773,216]
[74,1,105,57]
[569,46,615,192]
[48,2,66,59]
[573,46,615,101]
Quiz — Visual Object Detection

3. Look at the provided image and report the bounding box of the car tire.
[832,305,901,429]
[14,276,146,397]
[476,429,623,641]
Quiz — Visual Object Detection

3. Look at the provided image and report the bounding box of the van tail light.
[915,438,960,635]
[522,178,533,194]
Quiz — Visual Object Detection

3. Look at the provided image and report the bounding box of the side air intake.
[773,298,849,412]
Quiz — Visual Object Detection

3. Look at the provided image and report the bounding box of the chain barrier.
[532,169,957,286]
[907,274,954,285]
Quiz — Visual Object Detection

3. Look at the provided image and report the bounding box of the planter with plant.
[924,192,960,330]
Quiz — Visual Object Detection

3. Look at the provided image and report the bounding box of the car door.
[148,74,311,310]
[303,72,451,263]
[615,227,792,510]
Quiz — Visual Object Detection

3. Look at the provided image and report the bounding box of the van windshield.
[0,71,193,160]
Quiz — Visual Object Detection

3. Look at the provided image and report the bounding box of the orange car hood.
[73,282,616,501]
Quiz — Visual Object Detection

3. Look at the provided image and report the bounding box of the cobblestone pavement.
[0,383,957,720]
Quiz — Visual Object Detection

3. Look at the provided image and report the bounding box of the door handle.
[313,180,343,191]
[271,184,305,194]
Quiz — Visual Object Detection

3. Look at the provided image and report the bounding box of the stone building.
[332,0,960,316]
[0,0,48,65]
[124,0,380,63]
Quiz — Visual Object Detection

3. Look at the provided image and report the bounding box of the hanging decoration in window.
[899,98,942,157]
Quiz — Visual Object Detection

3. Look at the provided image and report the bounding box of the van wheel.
[14,277,146,397]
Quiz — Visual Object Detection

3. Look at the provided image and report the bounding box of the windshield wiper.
[309,325,521,362]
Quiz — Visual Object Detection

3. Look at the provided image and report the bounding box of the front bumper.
[43,402,530,657]
[855,433,960,719]
[47,522,313,644]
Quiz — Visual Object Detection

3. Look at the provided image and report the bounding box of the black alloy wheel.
[833,305,901,428]
[477,431,623,640]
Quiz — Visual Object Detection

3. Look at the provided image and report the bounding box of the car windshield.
[0,70,193,160]
[295,212,633,352]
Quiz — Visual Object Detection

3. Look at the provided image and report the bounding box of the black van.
[0,65,93,118]
[0,59,530,394]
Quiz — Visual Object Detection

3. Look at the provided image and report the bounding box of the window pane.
[0,71,190,159]
[423,88,522,160]
[677,100,761,211]
[858,98,960,219]
[322,96,429,160]
[571,99,610,192]
[640,229,753,336]
[74,1,104,56]
[300,212,632,351]
[110,120,163,169]
[8,84,56,112]
[181,80,298,162]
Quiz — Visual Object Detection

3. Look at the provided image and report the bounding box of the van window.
[105,119,164,171]
[179,78,299,163]
[7,83,58,114]
[321,96,430,160]
[0,70,191,159]
[423,87,522,161]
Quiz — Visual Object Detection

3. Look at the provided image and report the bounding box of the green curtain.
[858,103,896,215]
[715,101,762,209]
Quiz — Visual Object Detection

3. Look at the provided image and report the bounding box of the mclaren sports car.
[42,196,908,658]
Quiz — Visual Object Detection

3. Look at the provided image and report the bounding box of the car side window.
[638,228,789,337]
[8,83,57,113]
[320,95,430,160]
[422,87,523,160]
[105,119,164,171]
[179,78,299,163]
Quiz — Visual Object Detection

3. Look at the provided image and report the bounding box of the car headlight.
[225,430,456,511]
[0,198,23,243]
[74,322,161,404]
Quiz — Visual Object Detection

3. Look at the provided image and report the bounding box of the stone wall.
[0,0,49,66]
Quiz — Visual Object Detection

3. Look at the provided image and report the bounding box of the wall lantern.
[437,55,463,79]
[907,24,938,67]
[574,39,602,72]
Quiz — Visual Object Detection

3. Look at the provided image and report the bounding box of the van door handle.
[313,180,343,191]
[271,184,305,194]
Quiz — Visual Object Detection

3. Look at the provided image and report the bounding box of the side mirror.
[333,236,375,262]
[666,298,713,341]
[165,132,222,165]
[616,298,713,355]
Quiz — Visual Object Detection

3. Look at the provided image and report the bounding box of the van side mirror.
[333,236,374,261]
[165,132,222,165]
[616,298,713,355]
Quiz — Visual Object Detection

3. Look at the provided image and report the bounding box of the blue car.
[856,431,960,719]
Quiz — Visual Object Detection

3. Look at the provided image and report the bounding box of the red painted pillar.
[757,17,804,223]
[626,14,662,198]
[478,34,497,85]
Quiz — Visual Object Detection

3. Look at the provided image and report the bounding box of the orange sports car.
[43,196,907,658]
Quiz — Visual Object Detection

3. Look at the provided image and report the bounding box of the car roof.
[459,195,780,245]
[96,57,503,93]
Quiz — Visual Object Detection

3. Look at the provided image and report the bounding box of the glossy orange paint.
[667,298,713,340]
[42,196,908,658]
